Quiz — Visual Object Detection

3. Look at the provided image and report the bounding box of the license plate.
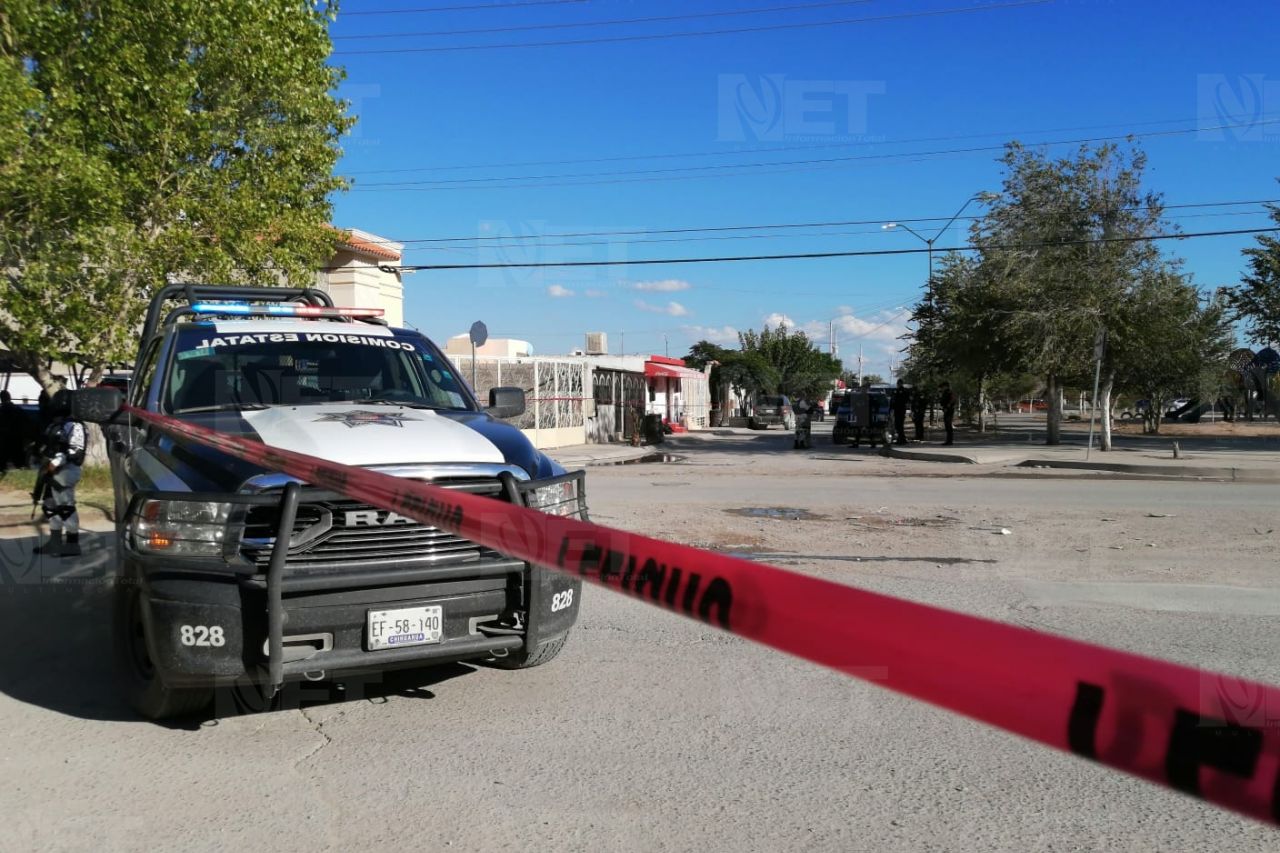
[367,606,443,651]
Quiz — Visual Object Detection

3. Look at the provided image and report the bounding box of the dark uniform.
[940,383,956,446]
[891,381,910,445]
[33,391,86,557]
[0,390,33,471]
[910,388,927,442]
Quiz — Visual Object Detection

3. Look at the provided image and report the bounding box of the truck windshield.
[164,328,476,414]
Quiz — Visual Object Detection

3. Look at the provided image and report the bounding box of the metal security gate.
[590,368,646,443]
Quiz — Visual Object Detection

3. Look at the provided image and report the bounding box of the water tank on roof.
[585,332,608,355]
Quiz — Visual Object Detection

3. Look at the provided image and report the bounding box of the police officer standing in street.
[34,390,86,557]
[910,386,928,442]
[940,381,957,446]
[890,379,910,445]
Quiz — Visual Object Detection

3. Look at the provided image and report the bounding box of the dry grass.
[1110,420,1280,438]
[0,466,116,521]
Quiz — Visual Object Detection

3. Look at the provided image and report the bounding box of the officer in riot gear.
[33,390,86,557]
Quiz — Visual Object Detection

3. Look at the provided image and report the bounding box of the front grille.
[241,478,508,569]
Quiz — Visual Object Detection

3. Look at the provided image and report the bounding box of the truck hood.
[142,403,553,493]
[240,404,506,466]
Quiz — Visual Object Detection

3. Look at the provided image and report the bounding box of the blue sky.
[327,0,1280,375]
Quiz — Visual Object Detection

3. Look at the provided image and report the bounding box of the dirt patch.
[845,513,960,529]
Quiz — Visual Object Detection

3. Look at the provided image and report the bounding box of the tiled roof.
[328,225,403,261]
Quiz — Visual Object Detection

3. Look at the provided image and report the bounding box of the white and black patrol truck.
[76,286,584,719]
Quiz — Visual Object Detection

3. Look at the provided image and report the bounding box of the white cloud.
[547,284,575,298]
[796,308,912,361]
[762,312,795,328]
[683,325,740,345]
[634,299,690,317]
[632,279,692,292]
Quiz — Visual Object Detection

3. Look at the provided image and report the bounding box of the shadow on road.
[0,530,483,725]
[0,530,127,721]
[669,425,890,459]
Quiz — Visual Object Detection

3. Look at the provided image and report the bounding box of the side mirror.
[71,387,124,424]
[487,386,526,418]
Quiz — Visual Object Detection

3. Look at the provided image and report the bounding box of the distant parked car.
[749,395,794,430]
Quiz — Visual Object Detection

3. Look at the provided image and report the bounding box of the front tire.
[113,576,212,720]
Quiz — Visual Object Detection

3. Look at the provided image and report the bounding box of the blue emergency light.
[190,302,384,319]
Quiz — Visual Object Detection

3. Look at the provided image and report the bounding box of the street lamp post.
[882,194,984,282]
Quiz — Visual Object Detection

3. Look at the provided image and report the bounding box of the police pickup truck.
[76,286,584,719]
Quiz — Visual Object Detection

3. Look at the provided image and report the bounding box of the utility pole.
[828,320,834,355]
[857,344,863,384]
[664,334,668,357]
[620,331,624,357]
[883,194,984,281]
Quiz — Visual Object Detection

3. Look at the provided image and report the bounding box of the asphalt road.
[1,432,1278,851]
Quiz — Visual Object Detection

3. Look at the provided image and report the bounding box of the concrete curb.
[881,445,980,464]
[550,445,661,467]
[1016,459,1280,482]
[882,445,1280,482]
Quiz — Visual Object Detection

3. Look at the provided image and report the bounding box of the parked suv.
[749,395,794,430]
[77,285,585,719]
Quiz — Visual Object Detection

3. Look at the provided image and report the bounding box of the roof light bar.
[190,302,384,318]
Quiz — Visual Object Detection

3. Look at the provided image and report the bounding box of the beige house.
[315,228,405,326]
[443,336,533,358]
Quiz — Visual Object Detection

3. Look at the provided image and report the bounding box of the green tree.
[0,0,351,390]
[907,252,1020,429]
[1227,198,1280,347]
[738,324,842,399]
[684,340,779,414]
[1110,270,1232,434]
[973,141,1170,445]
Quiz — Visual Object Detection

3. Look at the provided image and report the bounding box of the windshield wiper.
[173,403,271,414]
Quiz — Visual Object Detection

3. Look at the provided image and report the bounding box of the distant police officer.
[891,379,910,445]
[939,381,957,446]
[34,390,86,557]
[910,387,928,442]
[0,390,33,471]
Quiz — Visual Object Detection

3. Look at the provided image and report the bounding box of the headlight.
[131,499,233,556]
[525,478,582,518]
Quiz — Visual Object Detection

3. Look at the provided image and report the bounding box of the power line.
[406,207,1278,253]
[334,0,872,40]
[382,227,1280,271]
[355,116,1280,188]
[334,0,1052,55]
[342,0,589,16]
[362,197,1280,247]
[345,113,1258,176]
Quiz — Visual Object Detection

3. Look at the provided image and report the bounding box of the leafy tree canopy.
[1227,199,1280,347]
[0,0,351,389]
[738,324,842,399]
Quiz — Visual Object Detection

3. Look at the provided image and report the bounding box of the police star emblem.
[315,409,420,429]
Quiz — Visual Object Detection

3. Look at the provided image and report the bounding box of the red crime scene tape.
[128,406,1280,825]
